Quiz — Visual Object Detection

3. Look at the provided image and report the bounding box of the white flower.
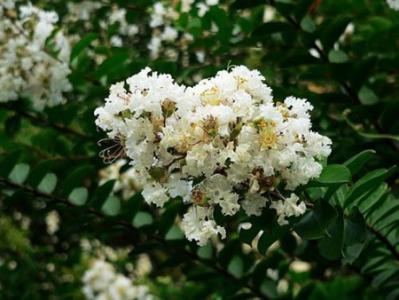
[387,0,399,10]
[142,182,169,207]
[45,211,60,234]
[195,51,206,63]
[66,1,101,21]
[135,254,152,277]
[263,6,276,23]
[83,260,115,297]
[0,3,71,110]
[108,275,137,300]
[111,35,123,47]
[95,66,332,246]
[150,2,165,28]
[181,206,226,246]
[161,26,178,41]
[242,193,268,216]
[205,174,240,215]
[82,259,153,300]
[206,0,219,5]
[181,0,195,12]
[270,194,306,225]
[0,0,15,10]
[166,175,193,202]
[197,3,210,17]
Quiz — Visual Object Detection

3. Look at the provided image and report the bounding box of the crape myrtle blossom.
[387,0,399,11]
[65,1,139,47]
[0,1,72,110]
[82,259,153,300]
[147,1,220,62]
[95,66,332,246]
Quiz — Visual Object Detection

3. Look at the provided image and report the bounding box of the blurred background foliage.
[0,0,398,299]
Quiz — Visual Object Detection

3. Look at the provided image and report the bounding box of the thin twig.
[0,103,91,140]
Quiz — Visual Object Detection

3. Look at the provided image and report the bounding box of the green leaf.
[0,151,21,177]
[260,280,278,299]
[101,195,121,216]
[318,213,344,260]
[120,193,143,220]
[372,266,399,287]
[373,200,399,231]
[344,150,376,176]
[5,115,21,137]
[61,165,95,196]
[227,256,244,278]
[90,180,115,209]
[300,16,316,33]
[27,160,54,186]
[328,50,348,63]
[368,196,399,226]
[37,173,57,194]
[344,167,397,208]
[295,201,337,240]
[165,225,184,241]
[158,202,183,236]
[342,208,367,264]
[358,86,379,105]
[330,184,349,207]
[314,164,351,185]
[219,239,241,267]
[197,243,213,259]
[357,184,388,214]
[95,53,130,79]
[132,211,153,228]
[70,33,98,62]
[68,187,88,206]
[8,163,30,184]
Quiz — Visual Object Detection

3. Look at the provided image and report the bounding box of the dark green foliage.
[1,0,399,299]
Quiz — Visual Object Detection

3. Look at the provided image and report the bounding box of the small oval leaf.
[37,173,57,194]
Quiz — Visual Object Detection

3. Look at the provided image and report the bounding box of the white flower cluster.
[0,1,72,110]
[181,0,220,17]
[387,0,399,10]
[65,1,139,47]
[148,1,220,62]
[82,259,153,300]
[64,1,220,65]
[45,210,60,235]
[95,66,332,246]
[148,2,182,60]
